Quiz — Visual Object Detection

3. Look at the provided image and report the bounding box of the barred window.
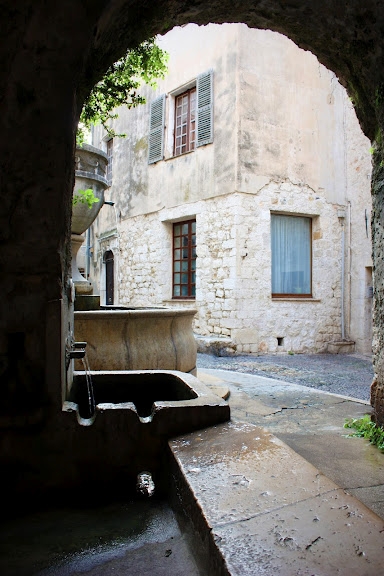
[106,138,113,185]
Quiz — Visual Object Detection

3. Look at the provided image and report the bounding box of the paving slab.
[170,421,384,575]
[197,369,384,521]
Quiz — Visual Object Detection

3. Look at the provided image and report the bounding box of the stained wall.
[91,24,372,354]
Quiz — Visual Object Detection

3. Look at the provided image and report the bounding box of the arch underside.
[1,0,384,448]
[85,0,384,421]
[89,0,384,142]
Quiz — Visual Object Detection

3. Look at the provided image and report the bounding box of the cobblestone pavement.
[196,352,374,402]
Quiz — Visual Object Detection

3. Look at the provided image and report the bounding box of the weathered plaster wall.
[92,25,372,355]
[344,97,373,354]
[93,24,239,219]
[237,27,348,202]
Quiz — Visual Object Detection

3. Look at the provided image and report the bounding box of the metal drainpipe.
[341,221,345,340]
[85,227,91,280]
[338,210,346,340]
[347,201,352,339]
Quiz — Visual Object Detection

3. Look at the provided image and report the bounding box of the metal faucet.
[65,335,87,369]
[68,348,86,360]
[69,341,87,359]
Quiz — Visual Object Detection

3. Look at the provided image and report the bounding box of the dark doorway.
[104,250,114,305]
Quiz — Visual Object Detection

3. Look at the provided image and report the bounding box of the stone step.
[169,421,384,575]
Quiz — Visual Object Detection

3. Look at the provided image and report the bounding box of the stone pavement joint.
[196,368,384,522]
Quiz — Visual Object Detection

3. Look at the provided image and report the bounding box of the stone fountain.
[64,146,230,499]
[60,148,229,576]
[71,144,198,375]
[71,144,109,295]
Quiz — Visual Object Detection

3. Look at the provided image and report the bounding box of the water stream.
[81,355,95,418]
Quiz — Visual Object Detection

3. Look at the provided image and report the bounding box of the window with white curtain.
[271,214,312,297]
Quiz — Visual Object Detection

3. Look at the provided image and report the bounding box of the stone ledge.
[169,422,384,575]
[327,340,356,354]
[195,335,237,356]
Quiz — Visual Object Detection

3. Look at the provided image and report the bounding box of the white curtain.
[271,215,311,295]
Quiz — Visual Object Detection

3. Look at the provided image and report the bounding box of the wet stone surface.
[197,352,374,401]
[170,422,384,576]
[0,499,203,576]
[195,365,384,521]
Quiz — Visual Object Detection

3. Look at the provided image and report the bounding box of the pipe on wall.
[341,219,345,340]
[338,209,346,340]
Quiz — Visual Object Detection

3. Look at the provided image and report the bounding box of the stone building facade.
[90,23,372,355]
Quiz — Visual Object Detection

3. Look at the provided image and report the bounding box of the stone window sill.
[163,299,196,304]
[271,298,321,302]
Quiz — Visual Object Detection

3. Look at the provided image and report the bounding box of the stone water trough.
[64,296,230,494]
[62,368,229,494]
[74,305,198,374]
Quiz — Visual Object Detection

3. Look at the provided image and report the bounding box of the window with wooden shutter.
[196,70,213,147]
[148,94,165,164]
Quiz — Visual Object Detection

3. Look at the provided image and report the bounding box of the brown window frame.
[172,219,196,299]
[174,87,196,157]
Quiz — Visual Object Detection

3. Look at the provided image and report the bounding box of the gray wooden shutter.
[196,70,213,147]
[148,94,165,164]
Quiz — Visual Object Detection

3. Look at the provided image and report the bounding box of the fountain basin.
[61,370,229,495]
[65,370,229,434]
[74,307,197,374]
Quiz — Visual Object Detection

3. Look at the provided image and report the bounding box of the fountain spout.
[74,341,87,349]
[70,341,87,359]
[69,349,86,360]
[65,338,87,369]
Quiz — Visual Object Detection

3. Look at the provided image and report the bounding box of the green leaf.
[73,189,99,209]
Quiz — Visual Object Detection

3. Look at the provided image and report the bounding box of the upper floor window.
[271,214,312,297]
[173,220,196,299]
[148,70,213,164]
[174,87,196,156]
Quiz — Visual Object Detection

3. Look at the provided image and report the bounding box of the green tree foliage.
[77,37,168,144]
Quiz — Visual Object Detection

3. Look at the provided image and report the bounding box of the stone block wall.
[98,180,353,354]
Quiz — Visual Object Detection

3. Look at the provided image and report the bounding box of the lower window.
[271,214,312,297]
[173,220,196,298]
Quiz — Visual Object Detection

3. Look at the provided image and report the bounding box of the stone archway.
[72,1,384,426]
[1,1,384,498]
